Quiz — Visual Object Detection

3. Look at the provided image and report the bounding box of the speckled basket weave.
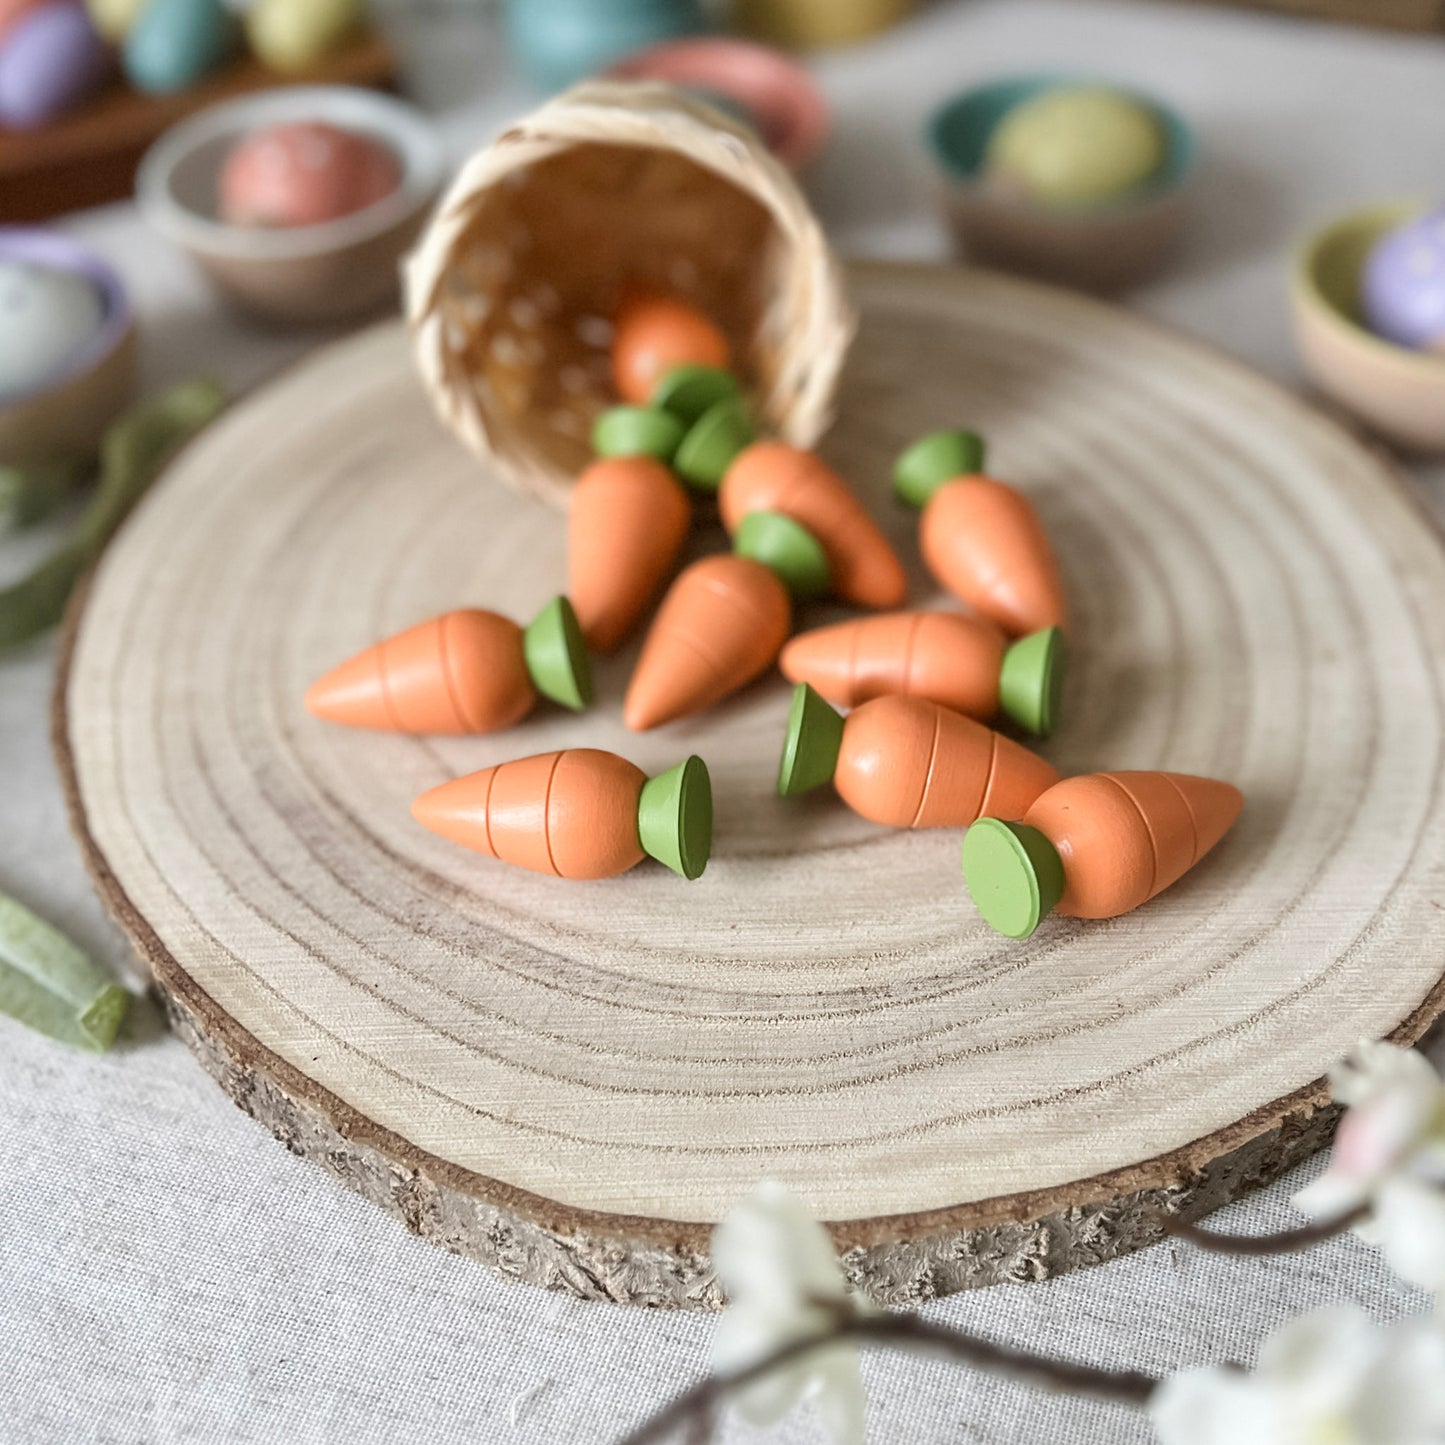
[404,81,855,509]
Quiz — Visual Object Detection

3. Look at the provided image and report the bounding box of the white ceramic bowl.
[0,227,136,467]
[137,86,446,325]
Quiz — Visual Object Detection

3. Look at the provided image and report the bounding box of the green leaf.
[0,379,226,649]
[0,454,95,534]
[0,892,130,1052]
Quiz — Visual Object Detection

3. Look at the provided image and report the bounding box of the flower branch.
[622,1309,1159,1444]
[629,1042,1445,1445]
[1154,1203,1369,1255]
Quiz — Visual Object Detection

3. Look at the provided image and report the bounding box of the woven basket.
[405,81,854,508]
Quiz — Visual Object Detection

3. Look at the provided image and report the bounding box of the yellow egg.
[85,0,148,41]
[245,0,361,73]
[986,87,1164,209]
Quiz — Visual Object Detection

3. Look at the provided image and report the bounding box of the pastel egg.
[0,0,49,44]
[124,0,239,95]
[217,121,402,229]
[0,0,109,130]
[1361,209,1445,355]
[0,260,106,399]
[84,0,146,41]
[986,86,1164,208]
[245,0,360,73]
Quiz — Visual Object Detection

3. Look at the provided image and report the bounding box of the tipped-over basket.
[405,81,854,507]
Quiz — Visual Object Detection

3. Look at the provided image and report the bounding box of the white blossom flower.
[1293,1042,1445,1295]
[710,1181,867,1445]
[1150,1305,1445,1445]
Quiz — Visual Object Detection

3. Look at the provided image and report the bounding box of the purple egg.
[0,0,110,131]
[1361,208,1445,354]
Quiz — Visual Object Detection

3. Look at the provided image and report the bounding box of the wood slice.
[57,263,1445,1307]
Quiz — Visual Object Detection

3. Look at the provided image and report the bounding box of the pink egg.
[217,121,402,230]
[0,0,49,43]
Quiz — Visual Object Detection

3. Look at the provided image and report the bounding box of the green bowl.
[1291,200,1445,454]
[925,74,1196,291]
[929,74,1196,200]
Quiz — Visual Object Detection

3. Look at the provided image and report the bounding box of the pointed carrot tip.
[410,772,498,857]
[623,696,663,731]
[303,678,333,720]
[303,640,397,730]
[304,667,376,728]
[1169,773,1245,854]
[410,780,451,831]
[624,667,708,730]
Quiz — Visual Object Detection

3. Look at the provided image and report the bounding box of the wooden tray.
[56,263,1445,1307]
[1186,0,1445,30]
[0,32,395,223]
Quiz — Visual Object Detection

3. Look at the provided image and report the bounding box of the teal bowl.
[927,75,1198,290]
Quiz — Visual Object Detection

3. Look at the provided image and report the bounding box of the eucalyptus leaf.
[0,454,94,534]
[0,379,226,649]
[0,892,130,1052]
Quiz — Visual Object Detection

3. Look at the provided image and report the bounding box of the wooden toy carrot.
[601,367,754,492]
[412,750,711,880]
[624,511,829,731]
[591,406,686,464]
[650,379,904,617]
[777,683,1059,829]
[894,430,1066,636]
[652,363,741,425]
[720,441,908,610]
[613,293,730,406]
[577,371,755,652]
[305,597,591,735]
[780,611,1067,737]
[962,771,1244,938]
[568,456,692,653]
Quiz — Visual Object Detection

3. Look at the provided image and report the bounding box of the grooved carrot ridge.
[376,632,408,734]
[438,612,476,734]
[908,709,944,830]
[1102,773,1158,904]
[539,751,564,879]
[481,763,497,862]
[1160,770,1203,867]
[975,728,1001,825]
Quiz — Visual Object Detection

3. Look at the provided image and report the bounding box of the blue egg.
[501,0,707,93]
[123,0,238,95]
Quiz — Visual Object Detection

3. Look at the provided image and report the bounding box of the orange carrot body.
[720,443,908,610]
[569,456,691,653]
[413,749,648,879]
[612,293,730,405]
[781,611,1009,718]
[838,696,1058,828]
[624,554,791,730]
[306,609,532,734]
[920,476,1066,636]
[1024,771,1242,918]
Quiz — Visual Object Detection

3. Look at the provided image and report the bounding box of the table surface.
[4,3,1444,1442]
